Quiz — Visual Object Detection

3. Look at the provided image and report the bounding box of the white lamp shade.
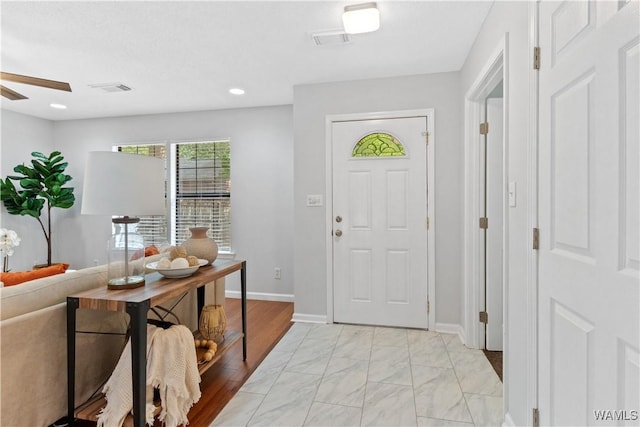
[342,2,380,34]
[81,151,165,217]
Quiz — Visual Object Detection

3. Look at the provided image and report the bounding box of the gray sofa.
[0,255,201,427]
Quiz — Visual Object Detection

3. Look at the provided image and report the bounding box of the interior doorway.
[481,81,504,352]
[463,37,508,387]
[481,81,505,380]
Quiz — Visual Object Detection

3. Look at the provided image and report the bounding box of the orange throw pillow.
[0,263,70,287]
[130,245,160,261]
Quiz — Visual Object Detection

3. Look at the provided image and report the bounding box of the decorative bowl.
[147,258,209,278]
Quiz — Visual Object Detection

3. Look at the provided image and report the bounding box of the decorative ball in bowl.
[147,258,209,278]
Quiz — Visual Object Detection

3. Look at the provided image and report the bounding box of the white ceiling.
[1,1,493,121]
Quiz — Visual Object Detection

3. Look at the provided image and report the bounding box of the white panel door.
[332,117,428,328]
[538,1,639,425]
[485,97,504,351]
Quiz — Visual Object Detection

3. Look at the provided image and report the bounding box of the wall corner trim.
[291,313,328,324]
[434,322,467,347]
[225,290,294,303]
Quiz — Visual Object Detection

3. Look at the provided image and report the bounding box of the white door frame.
[325,109,436,329]
[527,1,539,421]
[463,36,509,352]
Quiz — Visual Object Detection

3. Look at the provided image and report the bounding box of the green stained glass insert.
[352,133,406,157]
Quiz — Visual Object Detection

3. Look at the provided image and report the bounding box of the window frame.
[115,139,232,253]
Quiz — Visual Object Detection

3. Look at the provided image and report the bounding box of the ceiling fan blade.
[1,72,71,92]
[1,85,28,100]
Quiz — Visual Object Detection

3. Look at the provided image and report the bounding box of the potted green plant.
[0,151,75,266]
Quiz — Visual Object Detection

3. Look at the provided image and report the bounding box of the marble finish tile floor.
[212,323,503,427]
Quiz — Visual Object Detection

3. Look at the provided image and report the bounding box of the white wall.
[460,2,532,425]
[293,72,463,325]
[0,110,56,271]
[1,105,294,298]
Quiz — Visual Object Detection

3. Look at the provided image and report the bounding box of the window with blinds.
[175,142,231,252]
[117,140,231,252]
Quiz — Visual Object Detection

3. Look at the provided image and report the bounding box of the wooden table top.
[68,259,244,312]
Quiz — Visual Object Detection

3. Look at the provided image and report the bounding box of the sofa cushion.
[0,254,165,321]
[0,263,69,286]
[0,265,107,321]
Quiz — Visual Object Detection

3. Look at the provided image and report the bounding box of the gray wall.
[1,106,295,298]
[292,72,463,326]
[460,2,533,425]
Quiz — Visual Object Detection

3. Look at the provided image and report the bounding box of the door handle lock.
[336,215,342,223]
[335,229,343,237]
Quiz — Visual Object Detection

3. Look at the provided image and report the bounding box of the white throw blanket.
[97,324,201,427]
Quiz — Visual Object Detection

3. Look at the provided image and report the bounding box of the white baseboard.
[225,290,294,302]
[503,412,515,427]
[291,313,328,324]
[435,322,466,344]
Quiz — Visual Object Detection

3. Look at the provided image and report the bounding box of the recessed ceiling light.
[229,88,245,95]
[342,2,380,34]
[50,103,67,109]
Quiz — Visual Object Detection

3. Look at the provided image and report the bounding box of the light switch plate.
[306,194,324,207]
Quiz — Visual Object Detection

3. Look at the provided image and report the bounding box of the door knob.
[336,216,342,223]
[335,229,343,237]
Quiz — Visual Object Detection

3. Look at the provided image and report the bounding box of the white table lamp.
[81,151,165,289]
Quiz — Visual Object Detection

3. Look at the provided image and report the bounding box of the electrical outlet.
[274,267,281,279]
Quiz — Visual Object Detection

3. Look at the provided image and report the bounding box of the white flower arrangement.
[0,228,21,272]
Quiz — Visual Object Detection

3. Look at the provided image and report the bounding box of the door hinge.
[479,311,488,324]
[533,47,541,70]
[422,131,429,145]
[533,227,540,250]
[533,408,540,427]
[426,216,430,230]
[479,122,489,135]
[479,217,488,229]
[427,300,430,314]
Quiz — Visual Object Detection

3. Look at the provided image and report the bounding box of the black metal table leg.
[241,261,247,361]
[197,286,205,316]
[126,300,150,427]
[67,297,79,426]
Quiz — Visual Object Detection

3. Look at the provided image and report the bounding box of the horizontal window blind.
[116,140,232,252]
[118,145,169,247]
[176,142,231,252]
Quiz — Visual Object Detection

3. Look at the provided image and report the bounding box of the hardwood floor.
[61,299,293,427]
[482,349,503,382]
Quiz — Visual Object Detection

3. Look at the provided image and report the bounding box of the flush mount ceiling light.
[50,103,67,109]
[342,2,380,34]
[229,88,245,95]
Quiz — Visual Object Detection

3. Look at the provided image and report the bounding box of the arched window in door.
[352,132,406,157]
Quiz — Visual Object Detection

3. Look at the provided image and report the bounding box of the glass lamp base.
[107,275,146,290]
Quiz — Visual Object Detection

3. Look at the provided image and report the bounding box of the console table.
[66,259,246,427]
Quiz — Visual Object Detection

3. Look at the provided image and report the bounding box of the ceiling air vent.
[311,29,351,46]
[89,82,133,93]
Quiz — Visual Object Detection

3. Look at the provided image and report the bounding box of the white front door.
[538,1,639,425]
[332,117,429,329]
